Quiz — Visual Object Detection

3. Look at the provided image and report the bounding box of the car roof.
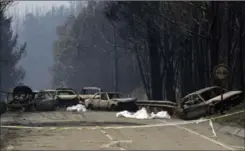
[56,88,74,90]
[184,86,220,98]
[98,92,122,94]
[57,89,75,92]
[42,89,56,92]
[83,87,101,89]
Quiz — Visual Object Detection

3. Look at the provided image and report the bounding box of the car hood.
[112,98,137,103]
[57,95,78,100]
[79,94,94,99]
[206,90,242,103]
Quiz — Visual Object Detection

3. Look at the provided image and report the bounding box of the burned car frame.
[85,92,138,111]
[177,86,243,120]
[6,86,36,111]
[79,87,102,102]
[55,88,80,107]
[34,90,58,111]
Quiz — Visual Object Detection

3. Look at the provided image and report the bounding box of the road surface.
[1,111,244,150]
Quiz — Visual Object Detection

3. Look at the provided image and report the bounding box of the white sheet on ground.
[66,104,87,112]
[116,107,171,119]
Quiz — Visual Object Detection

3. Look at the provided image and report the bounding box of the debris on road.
[66,104,87,112]
[116,107,171,119]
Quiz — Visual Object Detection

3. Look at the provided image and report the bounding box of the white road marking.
[230,145,245,150]
[159,120,235,151]
[100,129,114,141]
[100,140,132,149]
[99,127,131,150]
[63,127,70,130]
[5,145,14,150]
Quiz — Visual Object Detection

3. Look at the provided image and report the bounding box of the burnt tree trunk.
[209,1,221,86]
[239,3,245,90]
[147,19,163,100]
[227,3,234,90]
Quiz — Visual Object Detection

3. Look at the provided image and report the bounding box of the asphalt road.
[0,111,244,150]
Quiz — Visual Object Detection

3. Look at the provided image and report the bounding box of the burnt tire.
[109,104,117,111]
[51,104,57,111]
[87,104,93,110]
[24,105,34,112]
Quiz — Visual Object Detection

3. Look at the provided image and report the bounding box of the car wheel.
[51,104,57,111]
[87,104,93,110]
[24,105,33,112]
[109,104,117,111]
[219,107,226,114]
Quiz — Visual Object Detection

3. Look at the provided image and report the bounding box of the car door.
[99,93,109,109]
[92,93,101,109]
[35,92,46,110]
[184,94,206,119]
[191,94,208,118]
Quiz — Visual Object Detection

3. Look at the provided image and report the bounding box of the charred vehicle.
[34,89,58,111]
[85,92,138,111]
[79,87,102,101]
[55,88,80,107]
[176,86,243,120]
[6,86,36,111]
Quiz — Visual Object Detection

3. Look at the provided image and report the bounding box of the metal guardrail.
[136,100,177,107]
[136,100,177,115]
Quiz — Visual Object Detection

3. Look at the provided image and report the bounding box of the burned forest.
[0,1,244,102]
[53,1,244,101]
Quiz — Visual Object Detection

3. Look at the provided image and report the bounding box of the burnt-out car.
[85,92,138,111]
[7,86,36,111]
[55,88,80,107]
[176,86,243,120]
[79,87,102,102]
[34,90,58,111]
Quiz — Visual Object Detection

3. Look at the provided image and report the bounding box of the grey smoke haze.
[8,1,70,90]
[9,1,69,15]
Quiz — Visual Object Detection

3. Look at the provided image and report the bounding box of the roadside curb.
[214,123,244,138]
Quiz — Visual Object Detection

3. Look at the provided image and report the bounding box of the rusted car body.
[176,86,243,120]
[79,87,102,101]
[84,92,138,111]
